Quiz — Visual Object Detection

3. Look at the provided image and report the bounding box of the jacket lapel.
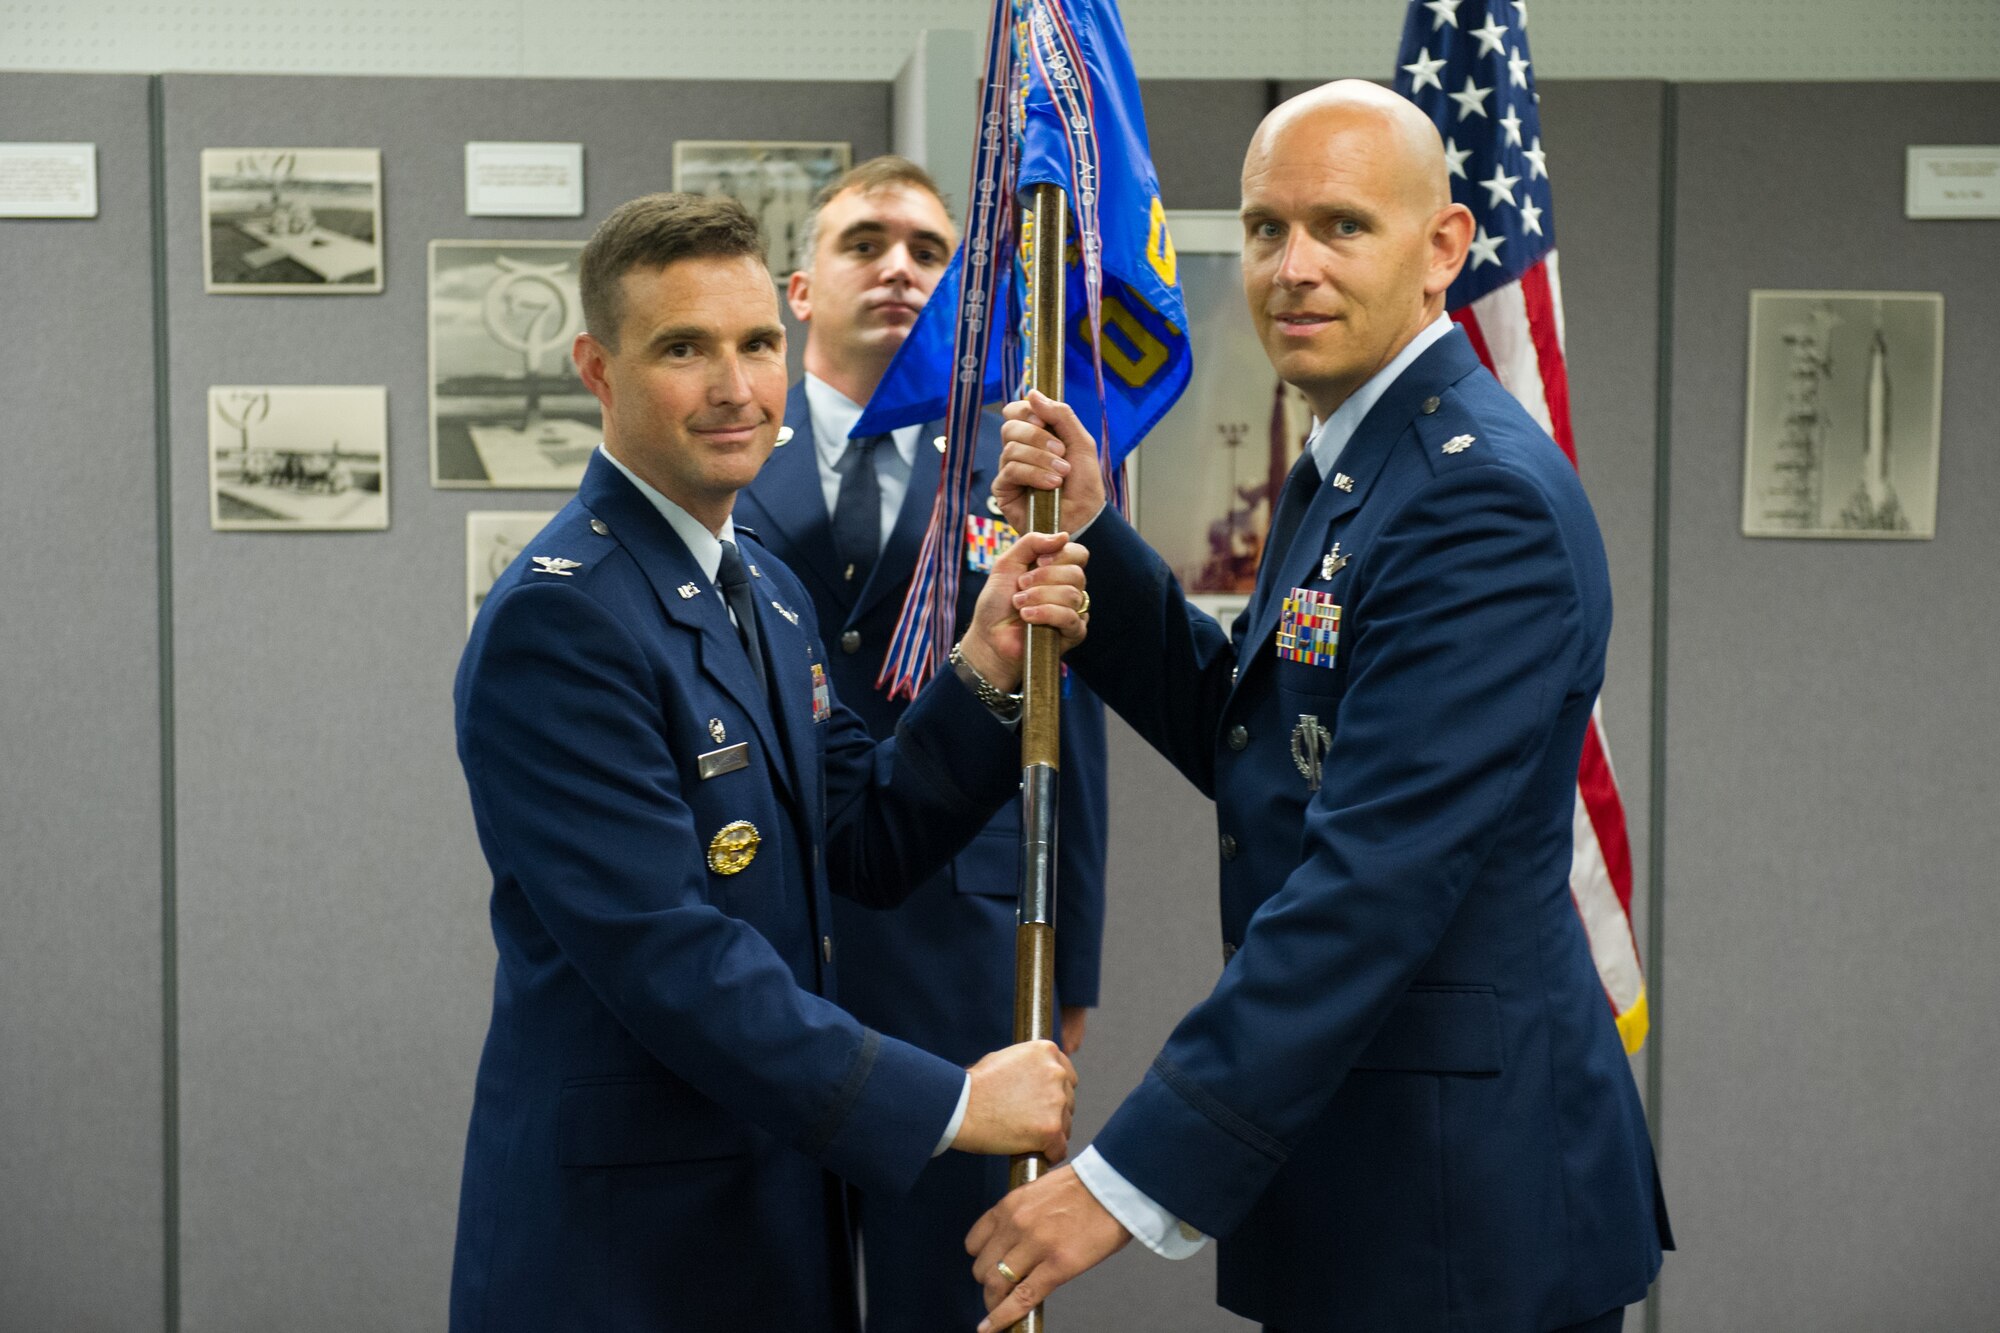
[578,454,795,804]
[852,418,948,624]
[1234,330,1485,692]
[745,389,851,611]
[743,541,825,836]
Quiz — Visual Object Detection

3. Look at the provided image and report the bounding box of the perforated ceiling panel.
[1,1,1995,84]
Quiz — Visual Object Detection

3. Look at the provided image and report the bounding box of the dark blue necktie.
[832,434,885,589]
[1249,447,1326,633]
[716,540,767,699]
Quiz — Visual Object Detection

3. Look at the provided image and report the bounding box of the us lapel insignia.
[771,600,799,626]
[1291,714,1332,793]
[810,663,833,723]
[708,717,727,744]
[707,820,760,875]
[1320,543,1348,581]
[936,435,950,454]
[676,582,701,600]
[749,564,762,578]
[965,513,1019,574]
[1276,587,1341,669]
[987,493,1005,517]
[1332,472,1355,493]
[531,556,582,577]
[1442,433,1476,455]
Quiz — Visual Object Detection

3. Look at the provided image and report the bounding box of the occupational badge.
[964,513,1019,574]
[707,820,760,875]
[708,717,726,745]
[771,600,799,626]
[1320,543,1348,581]
[1291,714,1332,793]
[1276,587,1341,668]
[811,663,832,723]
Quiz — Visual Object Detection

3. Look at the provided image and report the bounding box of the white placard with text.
[1906,146,2000,219]
[464,141,585,217]
[0,142,98,218]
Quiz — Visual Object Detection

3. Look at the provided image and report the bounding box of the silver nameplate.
[697,743,750,780]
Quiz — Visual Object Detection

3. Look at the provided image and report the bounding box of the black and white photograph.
[429,239,598,489]
[672,139,851,276]
[200,148,383,293]
[465,510,559,630]
[1742,290,1944,539]
[207,385,388,531]
[1129,211,1312,621]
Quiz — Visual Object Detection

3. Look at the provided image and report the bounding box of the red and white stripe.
[1453,251,1650,1054]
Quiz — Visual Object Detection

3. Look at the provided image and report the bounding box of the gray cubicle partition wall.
[0,72,168,1332]
[156,73,888,1329]
[1660,83,2000,1330]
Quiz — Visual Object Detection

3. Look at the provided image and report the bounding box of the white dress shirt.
[1072,312,1460,1259]
[804,373,924,542]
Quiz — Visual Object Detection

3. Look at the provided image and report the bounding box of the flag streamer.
[861,0,1189,699]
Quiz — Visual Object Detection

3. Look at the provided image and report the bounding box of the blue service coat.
[449,451,1022,1332]
[1069,330,1668,1332]
[735,388,1108,1331]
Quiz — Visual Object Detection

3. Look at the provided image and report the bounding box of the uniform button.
[822,935,834,964]
[589,518,610,536]
[840,630,862,653]
[1221,942,1238,964]
[1219,833,1237,860]
[1226,724,1248,751]
[1421,395,1441,415]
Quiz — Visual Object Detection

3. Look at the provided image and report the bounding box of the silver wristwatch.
[948,641,1023,722]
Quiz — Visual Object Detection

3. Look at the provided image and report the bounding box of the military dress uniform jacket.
[736,389,1108,1057]
[449,451,1021,1333]
[733,388,1108,1331]
[1068,330,1668,1332]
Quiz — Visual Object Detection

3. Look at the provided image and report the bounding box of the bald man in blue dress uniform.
[968,82,1668,1333]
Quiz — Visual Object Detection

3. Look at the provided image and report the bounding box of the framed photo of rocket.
[1741,290,1943,540]
[1127,210,1314,622]
[672,140,851,278]
[200,148,383,293]
[429,239,599,489]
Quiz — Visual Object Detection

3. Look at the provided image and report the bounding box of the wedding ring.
[995,1259,1021,1285]
[1078,591,1091,617]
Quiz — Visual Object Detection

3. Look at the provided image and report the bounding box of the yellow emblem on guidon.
[707,820,760,875]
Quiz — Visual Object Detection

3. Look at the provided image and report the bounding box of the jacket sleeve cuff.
[1089,1060,1290,1240]
[813,1030,967,1197]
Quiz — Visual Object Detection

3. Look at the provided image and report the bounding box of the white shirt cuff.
[1070,501,1107,538]
[934,1073,972,1157]
[1072,1145,1208,1259]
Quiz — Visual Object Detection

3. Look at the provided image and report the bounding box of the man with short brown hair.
[738,155,1113,1333]
[450,191,1094,1332]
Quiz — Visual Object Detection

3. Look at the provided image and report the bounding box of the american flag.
[1394,0,1649,1054]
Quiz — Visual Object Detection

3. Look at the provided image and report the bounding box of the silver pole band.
[1017,762,1059,926]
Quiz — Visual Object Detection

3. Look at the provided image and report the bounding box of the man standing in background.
[737,157,1111,1333]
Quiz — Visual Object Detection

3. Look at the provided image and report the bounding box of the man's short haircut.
[579,192,766,350]
[794,155,953,273]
